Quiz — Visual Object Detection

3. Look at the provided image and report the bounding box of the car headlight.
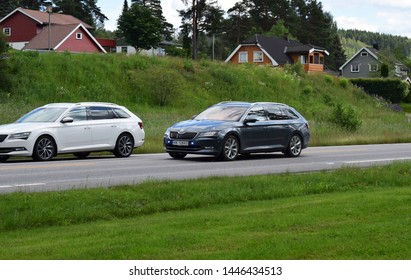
[164,129,170,138]
[199,131,219,137]
[8,132,31,140]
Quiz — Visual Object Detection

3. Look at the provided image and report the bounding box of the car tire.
[284,134,302,157]
[113,133,134,158]
[32,135,56,161]
[73,152,90,159]
[168,152,187,159]
[0,155,10,162]
[219,135,239,161]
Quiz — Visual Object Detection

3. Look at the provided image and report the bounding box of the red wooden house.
[225,35,329,72]
[0,7,105,53]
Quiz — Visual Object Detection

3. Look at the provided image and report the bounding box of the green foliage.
[330,102,362,132]
[350,78,408,103]
[324,75,333,84]
[146,68,182,106]
[0,32,11,93]
[381,64,389,77]
[339,77,349,88]
[117,4,163,50]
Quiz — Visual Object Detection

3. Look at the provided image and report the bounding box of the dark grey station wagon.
[164,101,310,160]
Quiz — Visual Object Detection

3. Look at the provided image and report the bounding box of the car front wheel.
[32,136,56,161]
[219,135,239,161]
[113,133,134,157]
[168,152,187,159]
[285,134,302,157]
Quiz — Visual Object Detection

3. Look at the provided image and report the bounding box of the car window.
[89,106,114,120]
[266,106,291,120]
[64,107,87,121]
[283,108,300,120]
[194,106,248,121]
[16,107,67,123]
[112,108,131,118]
[247,106,267,121]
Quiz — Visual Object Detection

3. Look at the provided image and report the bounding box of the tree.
[0,32,11,93]
[181,0,198,59]
[225,1,252,45]
[53,0,108,28]
[131,0,174,41]
[117,4,162,50]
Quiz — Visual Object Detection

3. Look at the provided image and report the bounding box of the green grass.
[1,162,411,259]
[1,52,411,153]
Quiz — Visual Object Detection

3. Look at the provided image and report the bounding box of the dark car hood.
[169,119,236,132]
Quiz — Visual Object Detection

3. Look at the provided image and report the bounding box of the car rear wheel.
[73,152,90,159]
[0,155,9,162]
[32,135,56,161]
[285,134,302,157]
[219,135,239,161]
[168,152,187,159]
[113,133,134,157]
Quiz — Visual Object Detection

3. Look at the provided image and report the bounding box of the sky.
[97,0,411,38]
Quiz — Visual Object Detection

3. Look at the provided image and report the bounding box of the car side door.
[57,106,93,152]
[239,106,270,151]
[88,106,120,148]
[264,105,294,149]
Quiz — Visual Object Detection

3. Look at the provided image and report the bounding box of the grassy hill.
[1,51,411,154]
[1,52,411,260]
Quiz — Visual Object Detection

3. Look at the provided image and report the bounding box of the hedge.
[350,78,409,103]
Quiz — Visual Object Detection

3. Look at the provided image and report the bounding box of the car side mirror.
[244,117,258,124]
[61,117,74,124]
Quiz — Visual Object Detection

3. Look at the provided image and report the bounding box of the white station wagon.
[0,102,145,162]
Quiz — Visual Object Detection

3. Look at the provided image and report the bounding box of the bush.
[339,78,349,88]
[324,75,333,84]
[350,78,408,103]
[0,32,11,93]
[381,64,389,78]
[330,102,362,132]
[146,68,182,106]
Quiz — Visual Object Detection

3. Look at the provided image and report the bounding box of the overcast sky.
[98,0,411,38]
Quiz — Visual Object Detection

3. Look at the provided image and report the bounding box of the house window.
[300,55,307,64]
[351,64,360,72]
[76,33,82,40]
[361,52,368,56]
[314,54,320,64]
[320,56,324,65]
[253,51,263,62]
[238,52,248,63]
[369,63,379,72]
[309,55,314,64]
[3,27,11,36]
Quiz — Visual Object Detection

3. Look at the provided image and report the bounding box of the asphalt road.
[1,143,411,194]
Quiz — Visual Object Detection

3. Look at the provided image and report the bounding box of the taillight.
[138,122,143,129]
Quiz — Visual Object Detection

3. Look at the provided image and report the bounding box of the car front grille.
[0,135,7,142]
[170,131,198,140]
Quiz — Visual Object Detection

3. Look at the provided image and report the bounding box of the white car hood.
[0,122,56,134]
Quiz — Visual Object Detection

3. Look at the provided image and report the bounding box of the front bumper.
[163,137,223,156]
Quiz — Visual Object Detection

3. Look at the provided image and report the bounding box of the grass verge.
[1,162,410,259]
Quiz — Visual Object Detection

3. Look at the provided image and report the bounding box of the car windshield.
[16,107,68,123]
[194,106,248,121]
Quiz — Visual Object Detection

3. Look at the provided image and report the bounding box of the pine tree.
[53,0,108,28]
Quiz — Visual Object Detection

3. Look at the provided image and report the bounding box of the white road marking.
[0,183,46,188]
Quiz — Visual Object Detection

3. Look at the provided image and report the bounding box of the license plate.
[173,140,189,146]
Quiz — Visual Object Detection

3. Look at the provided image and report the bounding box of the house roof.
[225,35,329,65]
[339,47,379,70]
[0,7,92,29]
[23,23,105,53]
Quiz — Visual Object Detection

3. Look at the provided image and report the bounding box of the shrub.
[146,68,182,106]
[324,75,333,84]
[381,64,389,77]
[0,32,11,93]
[330,102,362,132]
[339,78,349,88]
[350,78,408,103]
